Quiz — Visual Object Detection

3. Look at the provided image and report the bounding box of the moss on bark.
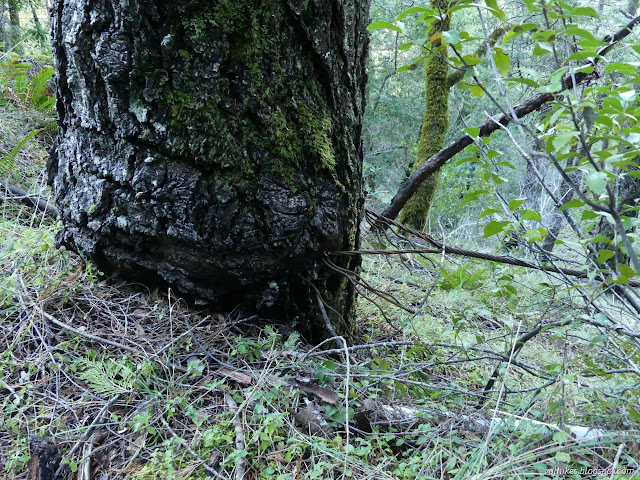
[399,2,452,230]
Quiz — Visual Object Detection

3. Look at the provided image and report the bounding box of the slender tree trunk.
[399,1,451,230]
[542,158,580,253]
[29,0,44,41]
[49,0,370,343]
[7,0,20,53]
[0,0,6,50]
[520,149,548,213]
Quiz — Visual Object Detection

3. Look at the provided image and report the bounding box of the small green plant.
[437,264,488,291]
[0,54,55,112]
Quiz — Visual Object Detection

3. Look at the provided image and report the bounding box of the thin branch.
[360,210,640,287]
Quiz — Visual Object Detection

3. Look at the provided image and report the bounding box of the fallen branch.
[375,15,640,227]
[361,398,611,442]
[0,179,58,217]
[225,394,248,480]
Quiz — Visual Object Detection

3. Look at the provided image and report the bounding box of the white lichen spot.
[129,100,149,123]
[116,216,128,229]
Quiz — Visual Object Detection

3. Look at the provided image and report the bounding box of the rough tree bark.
[49,0,370,342]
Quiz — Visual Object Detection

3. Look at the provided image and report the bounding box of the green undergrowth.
[2,201,638,478]
[2,55,640,479]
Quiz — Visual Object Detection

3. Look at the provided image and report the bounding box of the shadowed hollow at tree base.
[48,0,370,343]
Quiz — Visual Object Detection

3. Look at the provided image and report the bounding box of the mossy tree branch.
[375,15,640,228]
[398,0,453,230]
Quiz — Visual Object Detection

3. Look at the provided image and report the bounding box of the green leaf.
[469,84,485,98]
[565,25,600,42]
[553,431,568,443]
[483,221,510,238]
[566,51,599,62]
[480,207,502,218]
[503,23,538,44]
[506,77,539,87]
[559,199,585,210]
[398,55,428,72]
[462,54,482,66]
[524,228,547,242]
[586,171,607,195]
[552,131,576,151]
[555,452,571,462]
[619,264,635,277]
[508,198,525,210]
[597,250,615,264]
[397,6,433,20]
[367,21,403,33]
[442,30,460,45]
[398,42,414,51]
[605,63,640,75]
[463,127,480,138]
[533,43,552,57]
[461,189,488,206]
[571,6,600,17]
[484,0,506,20]
[493,51,510,76]
[520,209,542,221]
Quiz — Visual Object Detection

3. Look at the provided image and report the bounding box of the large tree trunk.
[49,0,370,343]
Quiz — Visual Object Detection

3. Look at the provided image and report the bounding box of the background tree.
[7,0,20,53]
[398,0,453,230]
[0,0,6,49]
[49,0,370,342]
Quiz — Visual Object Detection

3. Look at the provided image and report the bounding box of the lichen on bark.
[49,0,370,342]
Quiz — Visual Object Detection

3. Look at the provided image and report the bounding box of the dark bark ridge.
[49,0,370,340]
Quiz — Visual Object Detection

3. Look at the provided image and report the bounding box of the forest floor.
[2,99,640,479]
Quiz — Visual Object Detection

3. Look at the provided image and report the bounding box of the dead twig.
[54,396,119,477]
[225,393,248,480]
[34,305,189,373]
